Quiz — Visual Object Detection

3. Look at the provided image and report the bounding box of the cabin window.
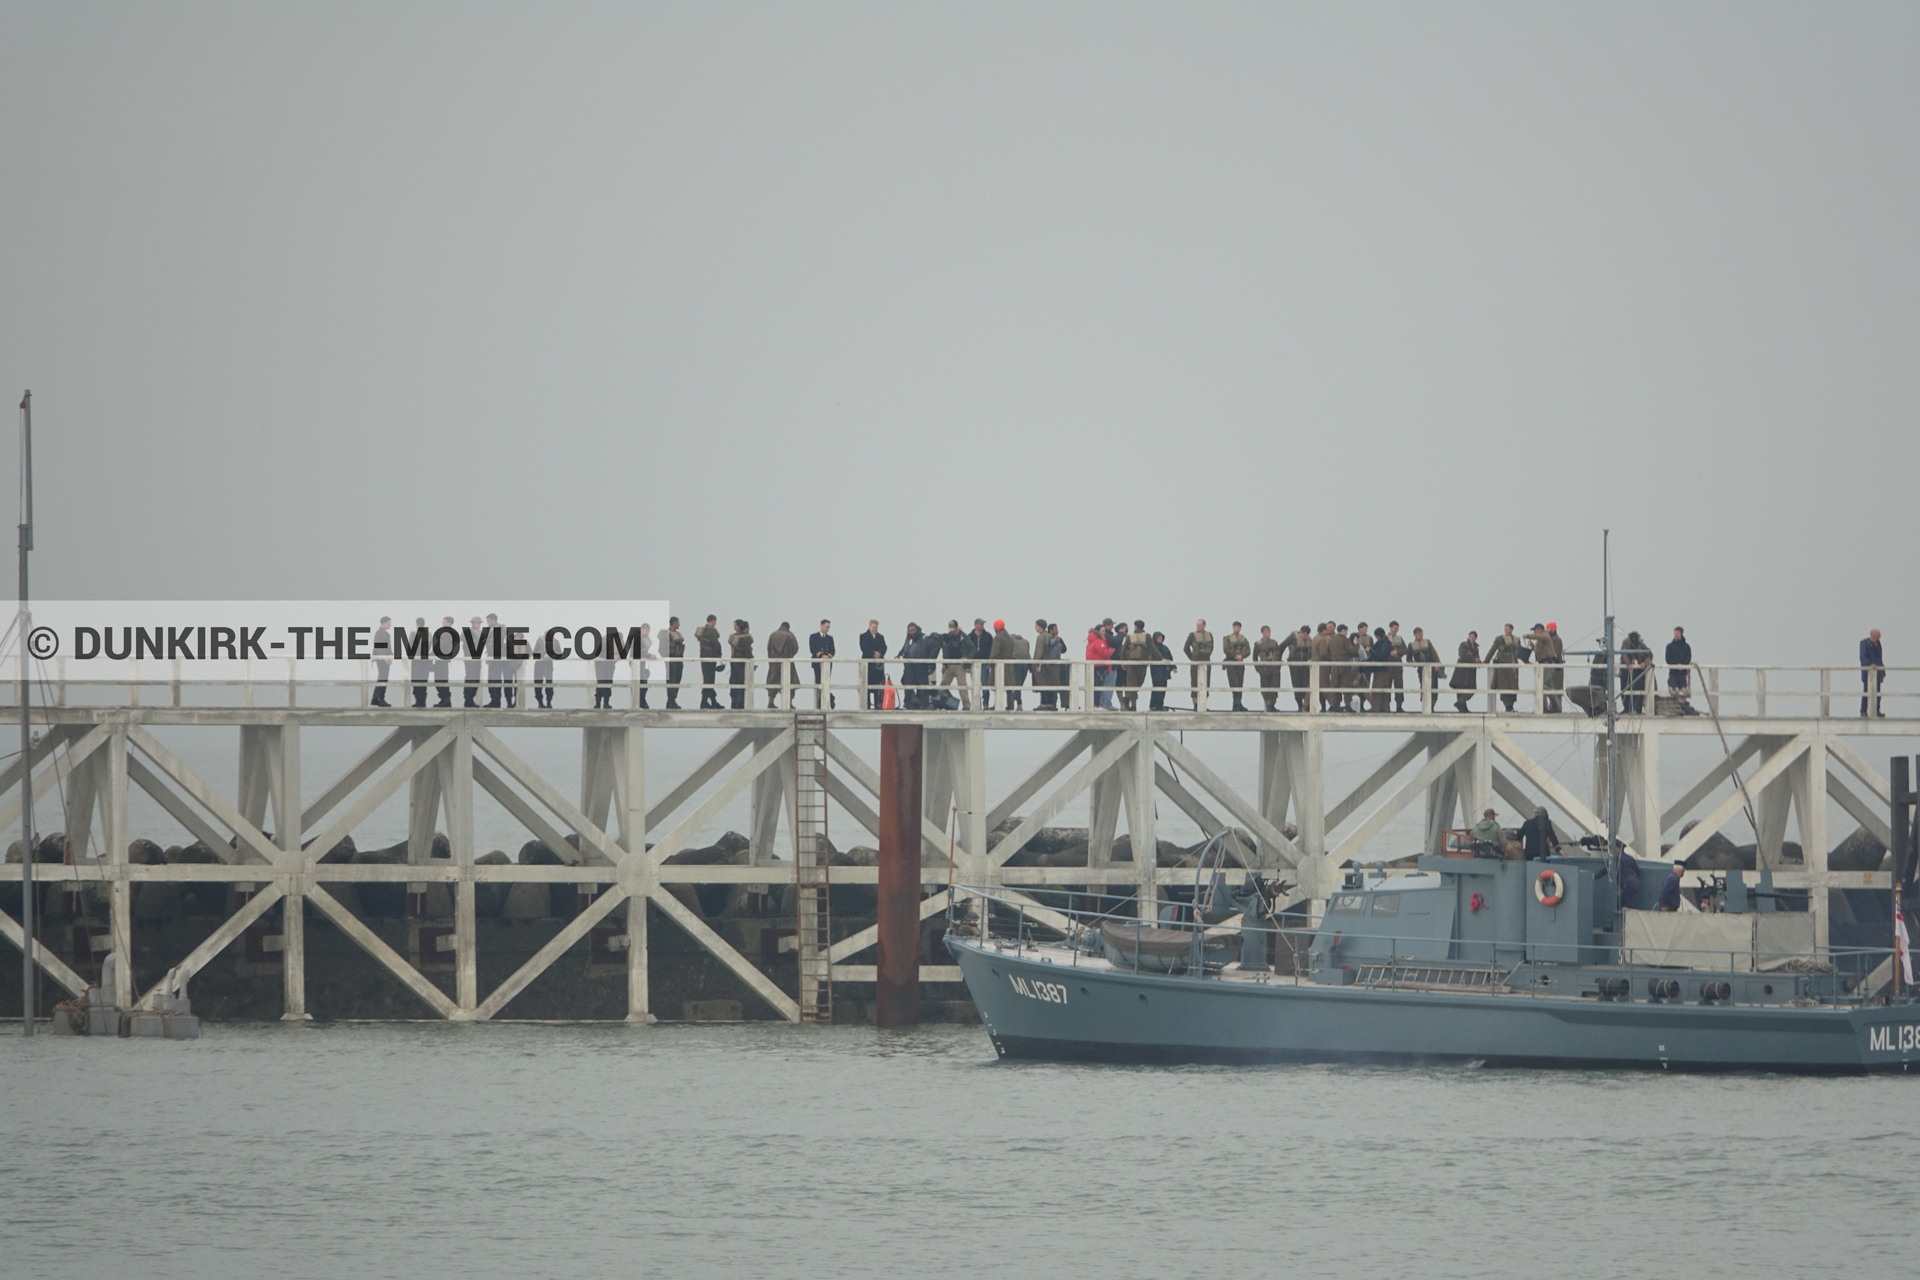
[1370,893,1401,918]
[1329,894,1365,916]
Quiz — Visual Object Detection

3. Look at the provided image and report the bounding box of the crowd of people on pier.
[360,614,1893,719]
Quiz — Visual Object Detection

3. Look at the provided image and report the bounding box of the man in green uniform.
[727,620,754,710]
[1486,623,1523,712]
[663,617,686,709]
[1183,621,1214,710]
[696,615,723,710]
[766,621,800,709]
[1222,622,1251,711]
[1405,628,1443,712]
[1452,632,1481,712]
[1118,621,1155,710]
[1386,622,1409,711]
[1283,625,1312,710]
[1530,623,1565,712]
[1252,626,1286,711]
[1471,808,1505,858]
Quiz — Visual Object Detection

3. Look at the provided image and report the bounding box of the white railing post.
[1754,668,1766,718]
[1819,668,1831,719]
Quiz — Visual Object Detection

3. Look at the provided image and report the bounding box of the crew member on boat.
[1518,806,1561,861]
[1471,808,1504,858]
[1657,861,1686,912]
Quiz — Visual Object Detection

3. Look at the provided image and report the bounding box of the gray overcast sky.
[3,2,1914,664]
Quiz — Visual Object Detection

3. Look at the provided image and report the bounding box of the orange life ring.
[1534,869,1564,907]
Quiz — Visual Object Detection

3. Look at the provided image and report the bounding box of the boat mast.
[16,391,32,1036]
[1603,530,1618,880]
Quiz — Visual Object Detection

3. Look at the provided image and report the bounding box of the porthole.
[1763,984,1773,995]
[1080,987,1091,997]
[1137,993,1148,1005]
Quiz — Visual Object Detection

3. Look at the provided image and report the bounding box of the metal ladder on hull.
[793,713,832,1023]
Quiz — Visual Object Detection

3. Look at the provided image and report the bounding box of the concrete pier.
[0,657,1912,1023]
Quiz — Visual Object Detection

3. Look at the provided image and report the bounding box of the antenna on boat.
[17,390,33,1036]
[1603,530,1619,887]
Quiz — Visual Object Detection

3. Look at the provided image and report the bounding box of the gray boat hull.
[950,937,1920,1073]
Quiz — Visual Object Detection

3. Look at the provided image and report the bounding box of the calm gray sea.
[3,1022,1915,1280]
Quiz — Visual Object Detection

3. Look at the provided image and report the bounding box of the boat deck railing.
[952,885,1897,1009]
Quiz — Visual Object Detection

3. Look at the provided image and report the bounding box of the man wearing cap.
[1184,620,1214,711]
[410,616,432,708]
[939,620,972,710]
[1118,620,1155,711]
[1252,625,1285,711]
[1518,806,1561,861]
[1665,626,1691,705]
[1284,624,1313,710]
[1385,622,1408,711]
[1471,808,1505,859]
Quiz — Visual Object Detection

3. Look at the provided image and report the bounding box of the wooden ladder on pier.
[792,713,833,1023]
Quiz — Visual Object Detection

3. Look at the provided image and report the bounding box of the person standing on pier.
[1086,625,1114,709]
[434,616,455,707]
[1285,624,1312,710]
[411,616,432,708]
[1252,626,1285,711]
[1406,628,1442,712]
[1860,628,1885,716]
[593,638,617,708]
[1149,631,1174,710]
[1386,623,1408,711]
[1118,621,1155,711]
[1531,623,1565,712]
[371,616,393,707]
[728,620,754,710]
[463,616,486,707]
[989,620,1024,711]
[809,620,836,709]
[485,613,507,707]
[696,615,723,710]
[1451,631,1480,712]
[634,623,653,709]
[860,620,887,710]
[1665,627,1691,705]
[968,619,995,709]
[1367,627,1396,712]
[767,622,799,709]
[1487,623,1523,712]
[663,617,685,710]
[1184,621,1214,711]
[531,633,553,708]
[1036,621,1063,710]
[1222,622,1251,711]
[1621,631,1652,713]
[938,621,973,710]
[898,622,934,709]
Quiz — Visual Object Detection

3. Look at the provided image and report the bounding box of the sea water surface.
[4,1021,1915,1279]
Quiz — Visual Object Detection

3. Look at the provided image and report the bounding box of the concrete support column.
[449,728,476,1016]
[1128,731,1157,920]
[1424,734,1460,857]
[278,721,306,1020]
[1794,739,1830,950]
[877,724,923,1028]
[1288,725,1326,905]
[622,725,653,1023]
[105,723,131,1010]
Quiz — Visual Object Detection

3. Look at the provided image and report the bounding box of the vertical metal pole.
[876,723,923,1027]
[1893,757,1911,998]
[17,390,32,1034]
[1603,530,1619,878]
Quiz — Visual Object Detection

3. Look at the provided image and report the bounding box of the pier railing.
[10,655,1912,721]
